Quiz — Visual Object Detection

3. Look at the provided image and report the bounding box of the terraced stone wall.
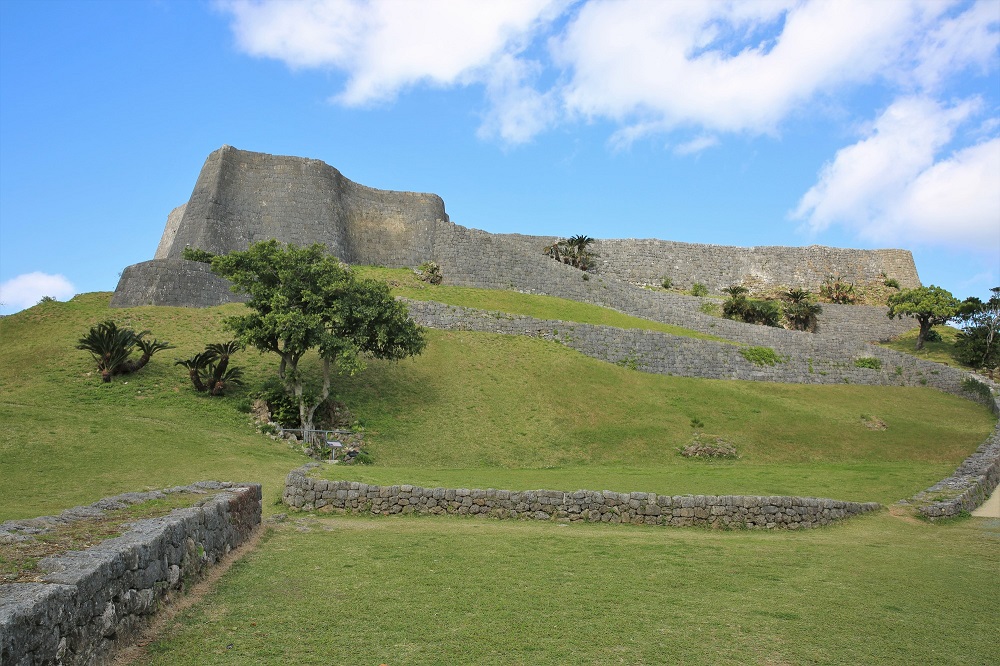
[402,300,968,395]
[283,465,879,530]
[0,482,261,666]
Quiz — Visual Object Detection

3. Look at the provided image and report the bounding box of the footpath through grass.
[140,513,1000,666]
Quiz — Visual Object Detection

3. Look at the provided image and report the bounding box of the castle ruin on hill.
[112,145,920,325]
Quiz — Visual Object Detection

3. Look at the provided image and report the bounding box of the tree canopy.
[954,287,1000,370]
[886,285,959,350]
[211,240,426,434]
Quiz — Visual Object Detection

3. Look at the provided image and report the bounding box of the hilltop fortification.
[112,147,920,339]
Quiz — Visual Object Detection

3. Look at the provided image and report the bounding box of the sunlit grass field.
[1,288,997,665]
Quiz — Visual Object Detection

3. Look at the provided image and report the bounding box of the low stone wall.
[910,395,1000,519]
[1,482,262,666]
[283,465,879,530]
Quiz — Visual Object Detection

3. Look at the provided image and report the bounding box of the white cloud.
[792,97,1000,251]
[219,0,999,146]
[554,0,932,135]
[221,0,565,106]
[0,272,76,312]
[911,0,1000,91]
[673,135,719,156]
[477,54,558,145]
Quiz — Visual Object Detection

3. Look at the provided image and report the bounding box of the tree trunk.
[302,357,333,439]
[189,368,206,392]
[915,319,932,351]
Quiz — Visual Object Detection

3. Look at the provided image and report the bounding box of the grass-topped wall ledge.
[1,482,261,666]
[283,465,880,530]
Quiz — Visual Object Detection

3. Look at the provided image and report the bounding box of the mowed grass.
[2,290,999,666]
[0,293,993,520]
[141,514,1000,666]
[0,293,302,520]
[880,325,967,368]
[354,265,726,341]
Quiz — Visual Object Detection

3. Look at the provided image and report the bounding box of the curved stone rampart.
[114,147,920,331]
[908,395,1000,519]
[283,465,880,529]
[1,482,262,666]
[159,145,448,267]
[110,259,246,308]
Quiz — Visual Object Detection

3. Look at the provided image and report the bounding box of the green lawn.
[879,325,967,368]
[0,294,993,518]
[2,291,998,666]
[141,513,1000,666]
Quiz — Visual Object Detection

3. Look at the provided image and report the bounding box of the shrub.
[661,276,673,290]
[739,346,783,366]
[181,247,216,263]
[690,283,708,297]
[923,329,942,343]
[353,451,375,465]
[884,277,900,289]
[699,301,721,316]
[77,321,173,382]
[742,299,781,327]
[820,275,857,304]
[961,377,993,401]
[854,357,882,370]
[254,378,300,428]
[416,261,443,285]
[680,435,738,459]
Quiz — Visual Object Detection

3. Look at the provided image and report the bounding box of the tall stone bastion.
[112,145,921,310]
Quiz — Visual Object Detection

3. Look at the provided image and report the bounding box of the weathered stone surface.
[111,147,919,346]
[1,484,262,666]
[284,465,880,530]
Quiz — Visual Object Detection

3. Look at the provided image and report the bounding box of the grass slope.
[2,289,998,666]
[0,292,993,520]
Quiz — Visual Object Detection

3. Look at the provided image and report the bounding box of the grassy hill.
[0,290,993,518]
[2,287,998,665]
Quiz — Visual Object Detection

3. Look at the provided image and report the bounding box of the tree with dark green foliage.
[543,235,597,271]
[77,321,173,382]
[210,240,426,435]
[783,288,822,332]
[954,287,1000,370]
[181,247,216,263]
[176,341,244,395]
[886,285,960,351]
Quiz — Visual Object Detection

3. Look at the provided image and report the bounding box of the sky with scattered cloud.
[1,0,997,314]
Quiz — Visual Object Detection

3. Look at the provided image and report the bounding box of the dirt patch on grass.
[888,504,924,525]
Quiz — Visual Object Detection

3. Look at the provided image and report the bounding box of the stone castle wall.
[1,482,261,666]
[115,146,920,318]
[158,145,448,268]
[283,465,880,529]
[489,233,920,293]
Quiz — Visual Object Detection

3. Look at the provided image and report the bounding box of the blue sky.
[1,0,998,314]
